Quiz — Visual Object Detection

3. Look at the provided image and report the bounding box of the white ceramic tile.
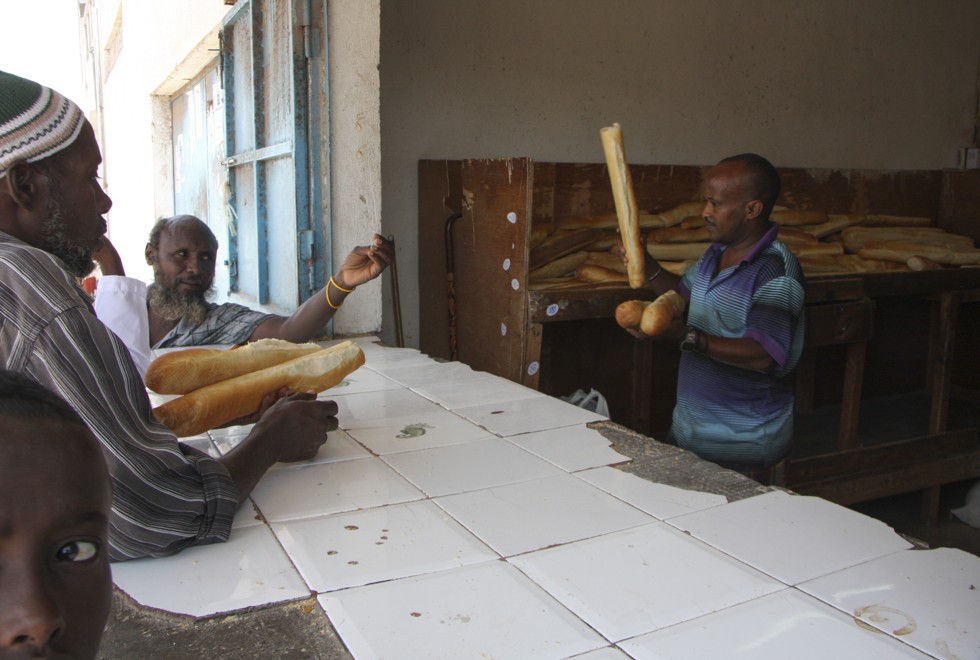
[507,425,631,472]
[266,429,371,469]
[232,498,265,528]
[509,522,783,642]
[345,406,495,455]
[434,473,654,557]
[412,375,546,410]
[332,388,446,429]
[361,348,438,373]
[320,365,403,395]
[177,435,219,457]
[207,421,255,440]
[249,457,423,522]
[576,466,727,519]
[620,588,930,659]
[455,396,608,436]
[111,525,309,617]
[382,437,565,496]
[209,432,248,456]
[382,360,490,388]
[272,500,499,592]
[668,490,912,584]
[318,561,606,659]
[799,547,980,659]
[569,648,632,659]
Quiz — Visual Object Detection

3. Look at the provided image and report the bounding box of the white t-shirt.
[93,275,153,377]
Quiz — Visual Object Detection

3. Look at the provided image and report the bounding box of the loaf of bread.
[858,241,980,266]
[790,242,845,257]
[145,339,324,394]
[860,214,933,228]
[841,226,968,253]
[646,241,712,262]
[907,255,943,271]
[529,250,589,280]
[600,123,645,288]
[615,290,687,336]
[647,226,711,244]
[797,254,909,274]
[529,228,605,269]
[679,215,705,230]
[528,225,554,250]
[575,263,628,284]
[660,259,697,276]
[652,201,705,228]
[584,250,628,274]
[799,215,860,239]
[153,340,365,438]
[776,227,819,246]
[771,209,829,226]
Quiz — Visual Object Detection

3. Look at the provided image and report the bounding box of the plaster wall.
[379,0,980,348]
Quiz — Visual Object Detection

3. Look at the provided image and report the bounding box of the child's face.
[0,417,112,659]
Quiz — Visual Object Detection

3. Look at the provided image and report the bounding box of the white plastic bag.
[951,479,980,529]
[560,388,610,417]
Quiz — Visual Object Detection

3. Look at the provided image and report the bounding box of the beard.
[147,280,215,327]
[42,194,97,278]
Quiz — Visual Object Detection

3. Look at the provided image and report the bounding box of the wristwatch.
[680,327,699,352]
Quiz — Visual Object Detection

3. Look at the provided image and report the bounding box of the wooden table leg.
[922,291,961,527]
[523,322,544,390]
[837,341,867,451]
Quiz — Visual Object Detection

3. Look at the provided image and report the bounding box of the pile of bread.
[147,339,364,437]
[528,202,979,289]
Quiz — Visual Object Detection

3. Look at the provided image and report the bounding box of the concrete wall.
[379,0,980,348]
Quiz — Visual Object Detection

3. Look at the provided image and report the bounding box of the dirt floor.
[851,477,980,558]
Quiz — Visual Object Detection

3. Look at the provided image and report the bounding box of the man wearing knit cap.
[0,70,340,561]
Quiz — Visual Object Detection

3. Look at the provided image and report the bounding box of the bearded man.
[0,69,339,561]
[93,214,391,376]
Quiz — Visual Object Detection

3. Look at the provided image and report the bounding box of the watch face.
[681,329,697,351]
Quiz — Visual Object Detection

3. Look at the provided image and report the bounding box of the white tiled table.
[115,338,980,659]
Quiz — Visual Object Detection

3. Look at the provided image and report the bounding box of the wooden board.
[455,158,533,382]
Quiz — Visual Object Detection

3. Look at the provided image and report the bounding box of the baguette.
[799,215,861,239]
[529,228,605,269]
[153,340,365,438]
[648,226,711,244]
[600,123,645,287]
[575,263,628,284]
[841,226,966,253]
[776,227,819,246]
[660,259,697,276]
[615,291,686,336]
[584,250,628,274]
[679,215,705,230]
[771,209,829,226]
[860,214,933,228]
[528,250,589,280]
[798,254,908,275]
[559,212,666,231]
[858,241,980,266]
[907,255,943,271]
[145,339,324,394]
[652,201,705,228]
[790,242,845,257]
[646,241,712,262]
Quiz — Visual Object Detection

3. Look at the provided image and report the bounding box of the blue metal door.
[220,0,325,312]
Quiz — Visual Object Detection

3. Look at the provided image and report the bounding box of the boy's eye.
[55,540,99,563]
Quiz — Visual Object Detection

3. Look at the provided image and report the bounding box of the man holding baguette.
[621,153,806,472]
[0,69,339,560]
[93,215,392,376]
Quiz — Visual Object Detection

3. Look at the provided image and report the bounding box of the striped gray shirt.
[0,231,239,561]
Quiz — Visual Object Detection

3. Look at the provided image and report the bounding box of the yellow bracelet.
[329,276,354,293]
[325,286,342,309]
